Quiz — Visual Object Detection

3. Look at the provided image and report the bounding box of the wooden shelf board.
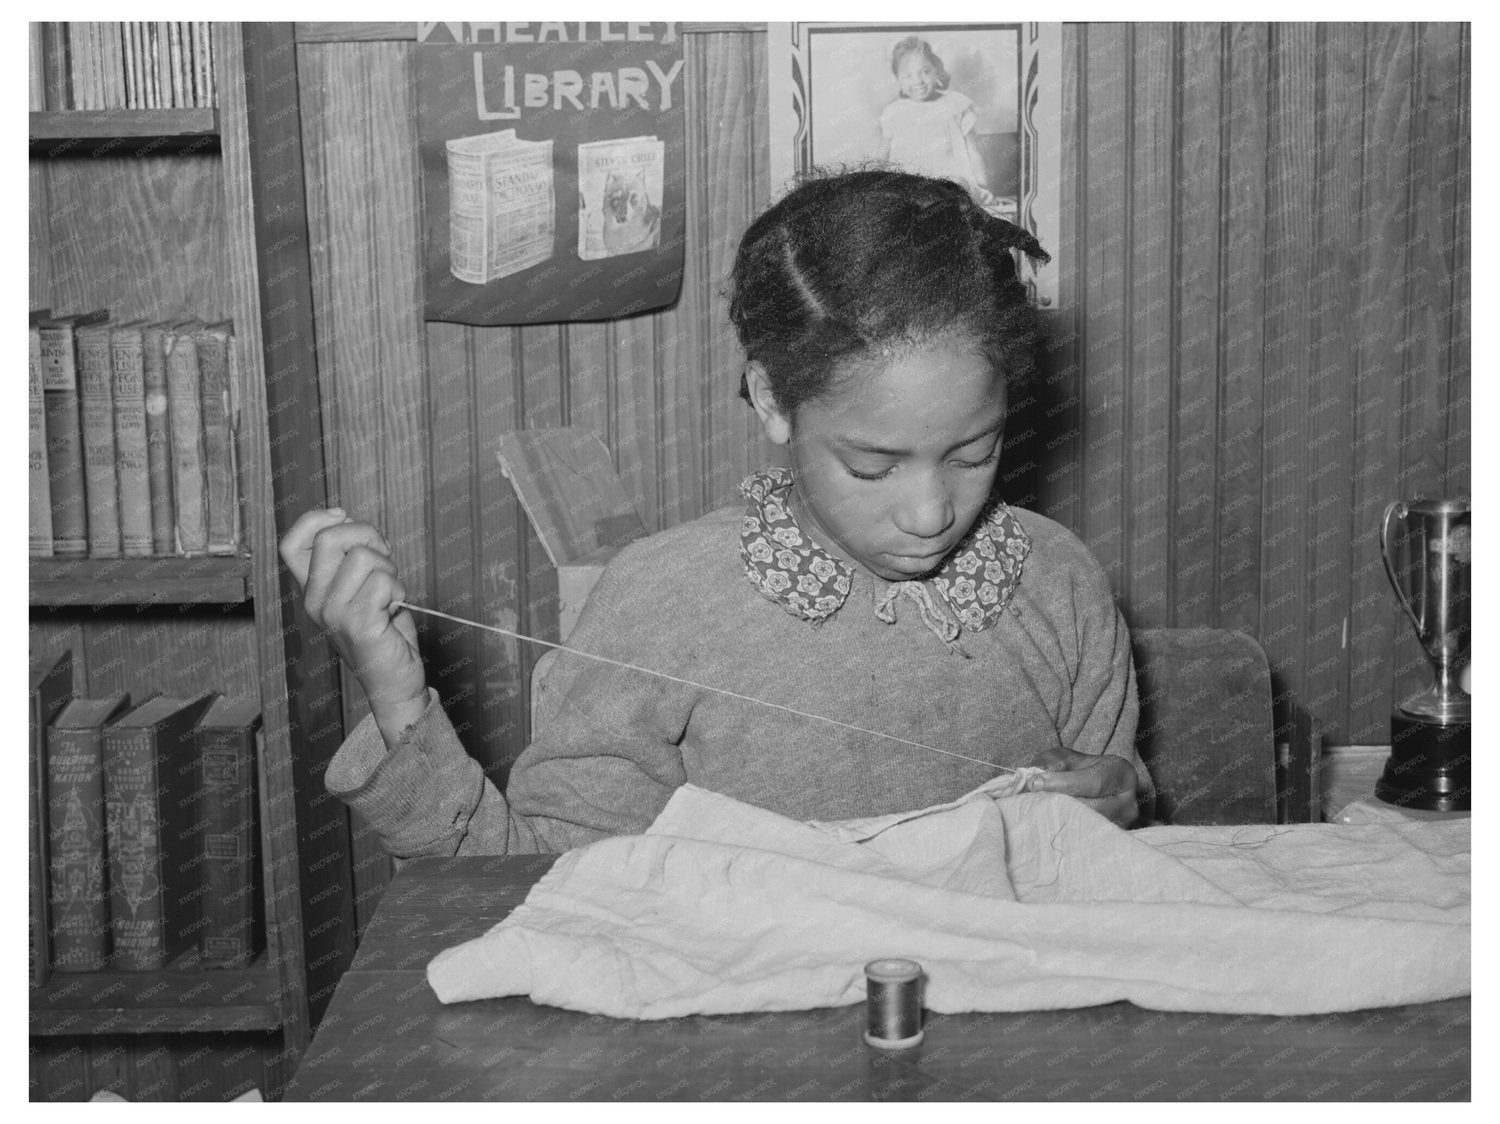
[29,109,220,156]
[29,556,253,606]
[29,957,284,1035]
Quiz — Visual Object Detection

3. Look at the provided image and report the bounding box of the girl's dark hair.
[729,167,1050,415]
[890,36,950,94]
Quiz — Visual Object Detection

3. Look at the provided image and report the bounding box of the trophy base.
[1376,710,1470,813]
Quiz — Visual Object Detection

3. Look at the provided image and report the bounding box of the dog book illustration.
[577,136,665,260]
[446,130,556,284]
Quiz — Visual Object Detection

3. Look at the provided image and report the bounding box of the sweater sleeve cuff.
[324,688,475,848]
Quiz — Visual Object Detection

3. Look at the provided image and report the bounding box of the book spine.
[103,20,125,109]
[165,329,207,555]
[197,328,237,555]
[198,724,262,966]
[79,328,121,558]
[124,22,139,110]
[42,23,70,111]
[30,656,73,988]
[30,23,46,111]
[40,324,89,557]
[142,326,174,554]
[47,724,110,972]
[112,330,153,557]
[30,324,53,557]
[103,725,164,970]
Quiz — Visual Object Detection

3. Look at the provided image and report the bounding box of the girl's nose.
[893,479,955,541]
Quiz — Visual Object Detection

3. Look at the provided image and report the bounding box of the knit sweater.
[324,503,1149,859]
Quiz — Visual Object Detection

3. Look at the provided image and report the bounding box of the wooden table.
[284,855,1471,1102]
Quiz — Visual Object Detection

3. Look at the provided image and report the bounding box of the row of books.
[29,651,263,982]
[29,22,217,112]
[29,310,243,560]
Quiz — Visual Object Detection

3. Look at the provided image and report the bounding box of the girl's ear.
[744,362,793,446]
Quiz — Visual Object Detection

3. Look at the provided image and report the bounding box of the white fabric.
[427,780,1469,1019]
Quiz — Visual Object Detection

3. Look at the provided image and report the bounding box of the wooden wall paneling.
[1389,22,1468,714]
[242,21,355,1028]
[613,314,663,530]
[1123,24,1173,629]
[1443,26,1471,496]
[1348,25,1415,741]
[1078,24,1129,592]
[218,21,311,1067]
[700,30,755,509]
[34,154,227,320]
[747,30,773,476]
[655,36,710,527]
[1031,27,1084,529]
[1168,23,1223,628]
[1258,23,1317,724]
[1300,24,1365,740]
[517,325,566,745]
[302,40,433,931]
[1216,24,1268,637]
[427,321,484,761]
[568,321,613,445]
[475,328,528,781]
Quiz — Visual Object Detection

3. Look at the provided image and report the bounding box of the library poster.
[417,22,686,325]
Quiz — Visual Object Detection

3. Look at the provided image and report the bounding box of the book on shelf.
[446,130,556,284]
[29,308,54,557]
[30,649,75,986]
[141,322,176,554]
[39,310,109,559]
[46,690,132,973]
[29,24,46,112]
[194,321,240,555]
[196,699,264,967]
[41,23,70,111]
[103,692,218,971]
[165,320,208,555]
[77,318,121,559]
[111,321,154,558]
[577,136,665,261]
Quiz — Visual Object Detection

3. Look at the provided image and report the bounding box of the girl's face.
[752,332,1008,583]
[896,53,939,101]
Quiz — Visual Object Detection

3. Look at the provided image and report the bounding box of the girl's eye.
[954,451,1000,470]
[846,464,895,482]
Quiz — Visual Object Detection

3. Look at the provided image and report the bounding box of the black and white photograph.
[24,19,1471,1106]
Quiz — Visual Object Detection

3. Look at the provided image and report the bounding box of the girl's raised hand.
[1025,746,1141,827]
[279,509,429,741]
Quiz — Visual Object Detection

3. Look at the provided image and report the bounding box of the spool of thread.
[864,958,924,1049]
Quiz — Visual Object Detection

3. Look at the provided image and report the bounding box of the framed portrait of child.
[769,22,1060,307]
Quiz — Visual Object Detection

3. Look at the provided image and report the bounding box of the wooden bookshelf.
[29,24,310,1103]
[30,957,283,1035]
[29,109,220,156]
[29,557,252,606]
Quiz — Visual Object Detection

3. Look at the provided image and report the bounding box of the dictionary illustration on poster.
[417,22,686,325]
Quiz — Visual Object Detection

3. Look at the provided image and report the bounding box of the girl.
[876,37,997,208]
[279,169,1149,860]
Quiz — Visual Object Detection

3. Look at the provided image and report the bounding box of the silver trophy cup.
[1376,497,1470,811]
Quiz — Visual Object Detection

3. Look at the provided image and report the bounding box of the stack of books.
[29,651,264,982]
[30,310,244,560]
[29,22,217,112]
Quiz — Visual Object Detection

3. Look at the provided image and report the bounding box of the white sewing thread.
[393,601,1016,775]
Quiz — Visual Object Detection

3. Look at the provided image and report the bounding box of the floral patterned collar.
[738,467,1031,639]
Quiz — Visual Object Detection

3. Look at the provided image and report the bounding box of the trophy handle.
[1380,501,1425,636]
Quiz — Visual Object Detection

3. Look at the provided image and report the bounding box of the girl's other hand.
[279,509,429,740]
[1025,746,1140,827]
